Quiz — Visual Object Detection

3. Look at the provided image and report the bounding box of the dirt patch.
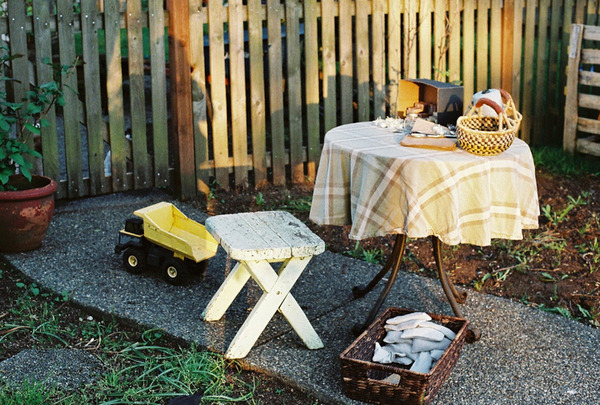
[194,167,600,327]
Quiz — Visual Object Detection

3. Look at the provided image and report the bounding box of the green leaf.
[18,165,32,181]
[24,123,41,135]
[56,96,65,106]
[0,116,10,131]
[16,282,25,288]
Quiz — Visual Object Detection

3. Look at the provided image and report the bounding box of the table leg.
[431,236,481,343]
[352,234,407,335]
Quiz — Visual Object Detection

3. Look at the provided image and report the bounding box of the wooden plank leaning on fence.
[356,0,370,122]
[321,0,337,133]
[303,0,320,179]
[339,0,354,124]
[387,0,401,117]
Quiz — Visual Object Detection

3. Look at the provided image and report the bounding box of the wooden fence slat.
[533,0,550,144]
[520,0,537,143]
[81,0,107,195]
[57,0,84,198]
[433,0,448,81]
[448,0,461,84]
[404,1,418,79]
[372,0,386,117]
[248,0,267,185]
[476,0,490,91]
[303,0,320,179]
[463,1,476,101]
[582,24,600,39]
[104,0,128,192]
[229,0,249,186]
[419,0,433,80]
[207,0,230,190]
[577,117,600,134]
[578,69,600,85]
[563,24,582,153]
[322,0,337,132]
[388,0,402,114]
[127,0,150,189]
[581,48,600,63]
[339,0,354,123]
[511,0,524,108]
[149,0,170,188]
[489,0,502,88]
[286,0,304,183]
[356,0,370,121]
[577,93,600,109]
[31,0,61,196]
[267,0,286,185]
[586,0,598,25]
[546,0,562,142]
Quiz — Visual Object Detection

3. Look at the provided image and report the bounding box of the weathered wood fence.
[1,0,599,199]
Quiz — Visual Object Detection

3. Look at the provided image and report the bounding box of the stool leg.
[279,295,324,350]
[203,262,250,321]
[226,257,310,359]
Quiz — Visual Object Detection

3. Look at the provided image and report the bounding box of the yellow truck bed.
[134,202,218,262]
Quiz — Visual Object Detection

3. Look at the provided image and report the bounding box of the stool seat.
[203,211,325,359]
[206,211,325,261]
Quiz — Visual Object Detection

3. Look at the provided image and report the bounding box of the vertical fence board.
[547,0,562,140]
[388,0,402,114]
[339,0,354,123]
[533,0,550,144]
[490,0,502,88]
[207,0,230,189]
[248,0,268,185]
[189,1,211,194]
[104,0,128,192]
[229,0,249,186]
[57,0,84,198]
[559,0,575,143]
[149,0,170,188]
[476,0,489,91]
[356,0,370,121]
[286,0,304,183]
[372,0,385,116]
[31,0,61,196]
[448,0,461,83]
[521,0,537,143]
[267,0,285,185]
[304,0,320,178]
[419,0,433,80]
[404,1,418,79]
[575,0,586,22]
[322,0,337,132]
[463,1,475,101]
[81,0,107,195]
[502,0,515,93]
[127,0,150,189]
[511,0,524,109]
[433,0,448,81]
[586,0,598,24]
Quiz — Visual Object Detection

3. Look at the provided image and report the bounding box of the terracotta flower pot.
[0,175,58,252]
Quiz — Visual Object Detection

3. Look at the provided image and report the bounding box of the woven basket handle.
[474,98,504,114]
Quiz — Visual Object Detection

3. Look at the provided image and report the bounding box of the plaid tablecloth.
[309,122,540,246]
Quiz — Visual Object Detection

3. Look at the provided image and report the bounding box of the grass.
[531,146,600,176]
[0,261,258,405]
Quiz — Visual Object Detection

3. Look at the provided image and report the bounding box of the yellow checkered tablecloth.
[309,122,540,246]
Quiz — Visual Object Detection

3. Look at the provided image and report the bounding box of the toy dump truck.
[115,202,218,285]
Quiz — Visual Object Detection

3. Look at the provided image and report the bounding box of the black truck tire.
[123,247,147,274]
[162,258,189,285]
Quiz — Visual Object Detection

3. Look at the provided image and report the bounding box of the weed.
[531,146,600,176]
[538,304,574,319]
[344,241,384,264]
[473,272,491,291]
[567,193,589,207]
[541,203,574,226]
[254,192,265,206]
[278,195,312,213]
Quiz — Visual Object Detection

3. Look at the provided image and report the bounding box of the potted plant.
[0,46,76,252]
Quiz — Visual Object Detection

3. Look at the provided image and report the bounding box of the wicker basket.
[340,307,469,405]
[457,89,522,156]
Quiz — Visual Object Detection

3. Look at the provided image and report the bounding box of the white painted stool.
[202,211,325,359]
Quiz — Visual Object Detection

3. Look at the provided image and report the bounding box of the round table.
[310,122,540,340]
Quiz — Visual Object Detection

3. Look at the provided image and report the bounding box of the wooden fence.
[1,0,599,200]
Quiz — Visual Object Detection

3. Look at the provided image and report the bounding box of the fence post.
[167,0,196,200]
[501,0,514,94]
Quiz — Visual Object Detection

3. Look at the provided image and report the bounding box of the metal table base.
[352,234,481,343]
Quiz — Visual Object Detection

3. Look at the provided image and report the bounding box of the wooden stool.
[202,211,325,359]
